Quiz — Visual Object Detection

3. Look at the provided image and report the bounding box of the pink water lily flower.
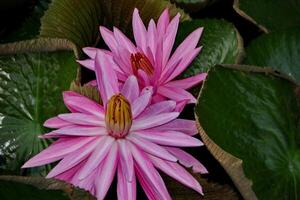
[22,50,208,200]
[78,8,207,111]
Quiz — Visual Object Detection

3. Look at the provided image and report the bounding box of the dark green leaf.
[0,39,78,175]
[245,29,300,84]
[0,176,95,200]
[196,65,300,199]
[40,0,189,53]
[172,0,219,13]
[176,19,244,78]
[0,0,51,43]
[233,0,300,32]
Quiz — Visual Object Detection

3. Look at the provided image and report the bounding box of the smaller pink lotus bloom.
[22,50,208,200]
[78,8,207,112]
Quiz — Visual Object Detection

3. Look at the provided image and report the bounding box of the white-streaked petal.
[131,112,179,131]
[127,135,177,162]
[78,136,115,180]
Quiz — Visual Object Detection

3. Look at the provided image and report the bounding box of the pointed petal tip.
[162,8,169,15]
[62,90,77,98]
[99,25,107,31]
[82,47,96,54]
[21,163,28,168]
[128,75,138,82]
[133,7,139,14]
[99,26,112,36]
[175,12,181,19]
[195,167,209,174]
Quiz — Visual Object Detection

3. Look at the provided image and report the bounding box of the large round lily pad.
[0,39,78,175]
[196,65,300,199]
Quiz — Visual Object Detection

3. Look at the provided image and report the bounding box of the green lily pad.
[176,19,244,78]
[0,39,78,175]
[196,65,300,199]
[245,29,300,84]
[0,176,95,200]
[40,0,189,53]
[233,0,300,32]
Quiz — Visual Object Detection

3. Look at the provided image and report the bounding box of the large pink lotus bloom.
[22,50,207,200]
[78,8,207,111]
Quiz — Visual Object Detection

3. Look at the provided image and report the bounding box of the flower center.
[130,52,154,76]
[105,94,132,138]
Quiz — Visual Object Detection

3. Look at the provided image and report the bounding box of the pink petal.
[138,100,176,119]
[157,9,170,36]
[82,47,98,58]
[131,87,153,118]
[132,112,179,131]
[77,59,95,71]
[132,8,147,52]
[151,93,166,104]
[113,27,136,53]
[85,80,97,87]
[55,160,86,183]
[166,47,202,82]
[121,76,139,104]
[79,49,117,72]
[149,154,204,195]
[132,130,203,147]
[46,138,101,178]
[43,117,72,128]
[78,136,115,180]
[63,91,105,118]
[118,139,134,182]
[117,164,136,200]
[153,36,163,82]
[129,143,172,200]
[165,73,207,89]
[95,142,118,200]
[138,69,151,87]
[174,99,189,113]
[79,48,126,78]
[147,19,157,56]
[58,113,104,126]
[95,50,119,105]
[166,147,208,174]
[114,47,133,75]
[157,85,196,103]
[48,125,107,137]
[73,165,98,193]
[150,119,198,136]
[159,56,182,83]
[164,28,203,80]
[82,47,113,59]
[99,26,118,53]
[22,137,95,168]
[162,13,180,67]
[127,136,177,162]
[165,27,203,72]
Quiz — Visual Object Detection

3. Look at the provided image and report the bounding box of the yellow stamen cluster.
[105,94,132,138]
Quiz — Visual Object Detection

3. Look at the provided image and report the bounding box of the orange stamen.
[130,53,154,76]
